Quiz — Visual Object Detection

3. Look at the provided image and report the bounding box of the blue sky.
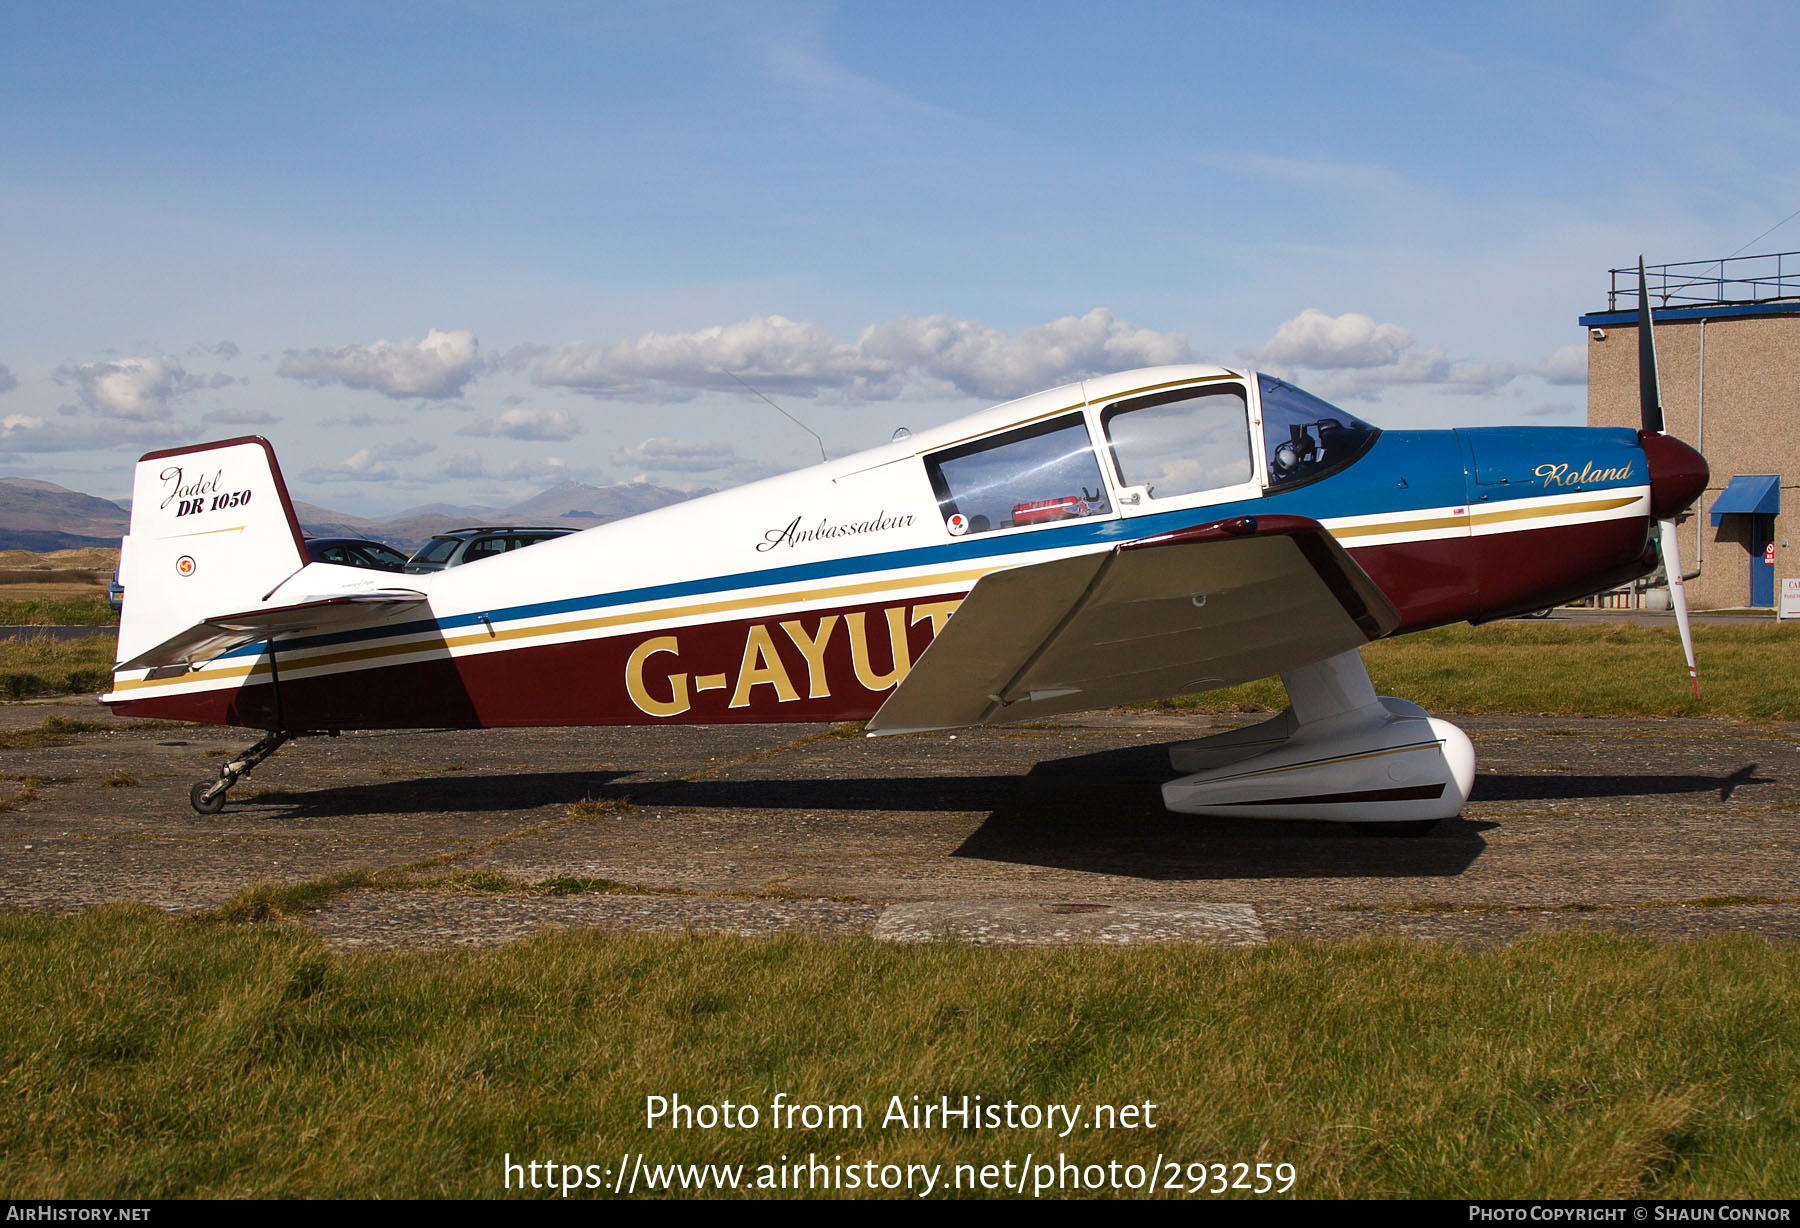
[3,1,1795,512]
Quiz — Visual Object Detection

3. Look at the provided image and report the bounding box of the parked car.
[403,526,574,575]
[107,565,125,614]
[304,536,410,572]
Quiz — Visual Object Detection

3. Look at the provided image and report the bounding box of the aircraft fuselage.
[103,365,1703,733]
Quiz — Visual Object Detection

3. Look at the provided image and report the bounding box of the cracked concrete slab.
[872,900,1265,946]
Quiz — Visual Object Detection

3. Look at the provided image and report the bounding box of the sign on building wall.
[1781,578,1800,620]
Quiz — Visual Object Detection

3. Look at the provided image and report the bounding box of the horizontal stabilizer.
[868,514,1398,735]
[118,590,427,672]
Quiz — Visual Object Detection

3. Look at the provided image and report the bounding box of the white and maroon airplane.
[104,271,1707,827]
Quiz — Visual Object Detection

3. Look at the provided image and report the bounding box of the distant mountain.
[0,478,130,551]
[0,475,700,555]
[500,480,705,524]
[387,501,489,519]
[288,501,387,540]
[349,508,498,552]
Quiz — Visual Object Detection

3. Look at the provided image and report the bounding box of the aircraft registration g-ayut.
[104,268,1708,828]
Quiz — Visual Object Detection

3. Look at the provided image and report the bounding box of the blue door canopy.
[1711,474,1781,525]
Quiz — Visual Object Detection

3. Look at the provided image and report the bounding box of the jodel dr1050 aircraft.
[104,269,1707,828]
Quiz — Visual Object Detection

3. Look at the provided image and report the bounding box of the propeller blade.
[1659,517,1699,698]
[1638,256,1665,434]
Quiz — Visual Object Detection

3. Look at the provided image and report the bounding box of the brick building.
[1581,252,1800,609]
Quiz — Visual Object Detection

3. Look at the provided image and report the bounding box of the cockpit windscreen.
[1256,375,1378,488]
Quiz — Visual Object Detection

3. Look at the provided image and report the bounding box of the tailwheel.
[188,730,292,815]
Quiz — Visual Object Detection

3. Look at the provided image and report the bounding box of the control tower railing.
[1609,251,1800,311]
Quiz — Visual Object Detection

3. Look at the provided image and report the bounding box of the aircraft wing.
[117,590,428,672]
[867,514,1399,735]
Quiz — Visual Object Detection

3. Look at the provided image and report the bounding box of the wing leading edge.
[866,514,1399,735]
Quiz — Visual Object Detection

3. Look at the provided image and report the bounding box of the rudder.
[116,437,308,665]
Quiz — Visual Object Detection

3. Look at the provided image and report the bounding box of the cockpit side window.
[1100,384,1252,500]
[1256,374,1379,489]
[925,413,1111,537]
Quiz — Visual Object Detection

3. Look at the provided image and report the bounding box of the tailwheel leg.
[190,730,291,815]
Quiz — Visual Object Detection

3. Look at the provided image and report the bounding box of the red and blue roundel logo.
[176,555,196,577]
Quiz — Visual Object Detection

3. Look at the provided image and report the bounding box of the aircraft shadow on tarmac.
[236,770,637,818]
[241,740,1495,881]
[1474,763,1768,803]
[944,741,1492,881]
[232,746,1771,882]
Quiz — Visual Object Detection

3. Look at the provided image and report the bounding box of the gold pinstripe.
[165,524,249,539]
[1469,493,1640,527]
[1326,493,1641,541]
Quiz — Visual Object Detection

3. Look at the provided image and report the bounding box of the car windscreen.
[355,544,409,570]
[411,538,461,565]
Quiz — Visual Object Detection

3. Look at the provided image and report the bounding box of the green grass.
[0,634,116,699]
[0,907,1796,1199]
[0,715,122,749]
[207,869,636,924]
[1158,622,1800,721]
[0,592,118,626]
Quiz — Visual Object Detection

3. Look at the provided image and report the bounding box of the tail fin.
[116,437,308,666]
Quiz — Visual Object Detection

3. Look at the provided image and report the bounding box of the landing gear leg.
[1161,650,1475,827]
[190,730,291,815]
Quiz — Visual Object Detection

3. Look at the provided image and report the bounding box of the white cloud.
[610,437,739,473]
[461,406,582,441]
[439,448,486,480]
[1256,309,1413,370]
[203,408,281,425]
[1535,343,1587,385]
[436,448,568,482]
[66,355,187,420]
[0,413,185,454]
[858,309,1192,400]
[538,315,878,400]
[499,456,568,482]
[301,437,432,482]
[1253,310,1519,402]
[278,327,484,399]
[303,447,400,482]
[0,364,16,395]
[535,308,1192,403]
[322,412,402,428]
[498,343,549,372]
[1279,352,1520,402]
